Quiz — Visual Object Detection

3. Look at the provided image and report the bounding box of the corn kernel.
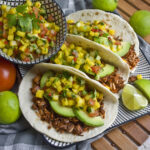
[35,1,41,8]
[137,74,142,80]
[67,20,74,24]
[90,31,95,36]
[1,5,7,11]
[12,26,16,32]
[17,31,25,37]
[7,48,13,56]
[109,29,115,35]
[36,90,44,98]
[8,35,14,41]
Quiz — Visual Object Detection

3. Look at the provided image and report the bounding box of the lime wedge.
[122,84,148,111]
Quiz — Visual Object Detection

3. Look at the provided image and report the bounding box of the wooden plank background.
[117,0,150,44]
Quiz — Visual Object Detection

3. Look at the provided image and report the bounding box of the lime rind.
[122,84,148,111]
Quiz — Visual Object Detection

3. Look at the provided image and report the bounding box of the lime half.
[122,84,148,111]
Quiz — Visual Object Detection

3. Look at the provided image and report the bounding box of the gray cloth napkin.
[0,0,150,150]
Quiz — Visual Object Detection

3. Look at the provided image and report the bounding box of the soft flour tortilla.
[66,9,139,72]
[18,63,118,143]
[61,34,130,96]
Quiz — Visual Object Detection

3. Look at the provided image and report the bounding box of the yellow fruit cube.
[26,0,32,6]
[2,48,7,53]
[1,5,7,11]
[0,17,3,22]
[35,1,41,8]
[41,47,48,54]
[76,96,85,107]
[9,8,16,14]
[94,32,99,37]
[52,95,59,101]
[8,35,14,41]
[61,44,67,51]
[98,93,103,100]
[90,31,94,36]
[17,31,25,37]
[36,90,44,98]
[68,100,75,106]
[61,98,69,106]
[70,44,75,49]
[76,46,82,51]
[19,45,27,52]
[109,29,115,35]
[0,40,5,48]
[7,48,13,56]
[67,20,74,24]
[137,74,142,80]
[33,29,41,34]
[93,101,100,110]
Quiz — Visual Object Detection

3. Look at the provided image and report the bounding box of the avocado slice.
[44,94,75,117]
[40,71,54,88]
[95,64,115,80]
[49,101,75,117]
[74,109,104,127]
[115,42,131,57]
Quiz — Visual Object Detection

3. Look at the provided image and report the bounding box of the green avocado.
[40,71,54,88]
[44,94,75,117]
[115,42,131,57]
[74,109,104,127]
[49,101,75,117]
[94,37,131,57]
[95,64,115,80]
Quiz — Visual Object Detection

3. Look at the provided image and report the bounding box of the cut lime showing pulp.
[122,84,148,111]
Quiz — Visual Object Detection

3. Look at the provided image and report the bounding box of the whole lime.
[0,91,21,124]
[130,10,150,37]
[92,0,118,12]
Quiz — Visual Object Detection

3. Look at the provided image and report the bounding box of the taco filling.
[31,71,105,135]
[67,20,139,69]
[50,42,124,93]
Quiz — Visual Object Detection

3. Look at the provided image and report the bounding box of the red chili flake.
[48,93,52,96]
[91,66,100,74]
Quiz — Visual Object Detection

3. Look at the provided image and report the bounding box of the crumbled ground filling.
[98,69,124,93]
[122,45,139,70]
[31,75,105,135]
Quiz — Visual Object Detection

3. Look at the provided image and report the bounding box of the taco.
[66,9,139,71]
[18,63,118,142]
[50,34,129,95]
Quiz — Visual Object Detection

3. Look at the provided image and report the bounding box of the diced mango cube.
[36,90,44,98]
[137,74,142,80]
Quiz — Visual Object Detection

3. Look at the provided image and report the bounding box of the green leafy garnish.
[18,15,32,32]
[16,4,27,13]
[7,14,17,27]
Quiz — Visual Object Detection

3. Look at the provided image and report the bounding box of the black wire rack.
[0,0,67,65]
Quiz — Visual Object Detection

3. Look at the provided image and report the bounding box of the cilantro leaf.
[18,15,32,32]
[7,14,17,27]
[16,4,27,13]
[32,18,41,30]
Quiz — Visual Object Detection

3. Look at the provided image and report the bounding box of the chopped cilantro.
[18,15,32,32]
[33,18,41,30]
[62,71,71,79]
[7,14,17,27]
[16,4,27,13]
